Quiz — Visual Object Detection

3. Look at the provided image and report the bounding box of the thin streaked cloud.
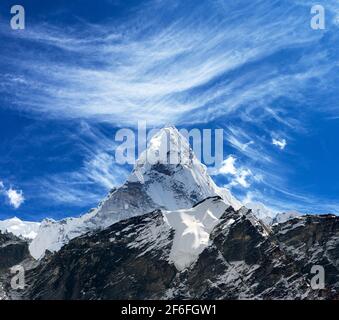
[0,0,332,127]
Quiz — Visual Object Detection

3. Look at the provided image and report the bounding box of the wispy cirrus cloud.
[34,122,129,206]
[0,0,333,128]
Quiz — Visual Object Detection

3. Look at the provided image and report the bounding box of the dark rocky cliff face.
[21,211,177,300]
[0,232,30,299]
[2,206,339,300]
[165,207,315,300]
[0,232,29,271]
[273,215,339,299]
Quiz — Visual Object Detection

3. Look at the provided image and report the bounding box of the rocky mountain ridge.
[2,197,337,300]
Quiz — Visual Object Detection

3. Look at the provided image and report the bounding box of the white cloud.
[218,156,237,175]
[216,155,253,189]
[272,138,287,150]
[35,123,129,206]
[0,181,25,209]
[243,191,254,204]
[6,188,25,209]
[230,168,252,188]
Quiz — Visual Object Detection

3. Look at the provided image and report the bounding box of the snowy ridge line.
[192,195,222,208]
[0,217,40,240]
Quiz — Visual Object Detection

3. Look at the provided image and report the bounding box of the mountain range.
[0,127,337,300]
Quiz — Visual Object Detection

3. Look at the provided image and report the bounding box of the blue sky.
[0,0,339,221]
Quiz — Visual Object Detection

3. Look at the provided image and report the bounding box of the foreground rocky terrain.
[1,197,338,300]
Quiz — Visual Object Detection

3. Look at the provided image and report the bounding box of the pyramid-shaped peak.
[149,126,187,146]
[157,125,180,133]
[137,126,192,168]
[150,126,186,143]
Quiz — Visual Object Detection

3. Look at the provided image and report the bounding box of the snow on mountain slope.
[216,187,242,211]
[272,211,301,225]
[245,202,277,225]
[29,209,98,259]
[127,126,241,211]
[163,196,229,270]
[245,202,301,226]
[0,217,40,240]
[29,127,241,259]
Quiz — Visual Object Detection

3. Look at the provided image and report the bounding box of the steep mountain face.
[29,127,241,259]
[21,210,176,300]
[273,215,339,298]
[168,207,315,300]
[0,218,40,240]
[4,197,337,300]
[0,232,29,271]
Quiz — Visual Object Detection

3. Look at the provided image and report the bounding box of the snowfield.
[163,197,229,270]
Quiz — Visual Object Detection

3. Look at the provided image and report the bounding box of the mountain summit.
[29,127,241,259]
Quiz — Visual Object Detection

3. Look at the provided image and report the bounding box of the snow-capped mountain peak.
[137,126,190,164]
[0,217,40,240]
[129,126,198,184]
[29,126,242,259]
